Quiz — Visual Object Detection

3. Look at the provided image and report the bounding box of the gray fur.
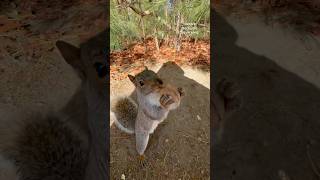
[4,114,88,180]
[0,30,108,180]
[57,30,108,180]
[111,96,137,134]
[130,69,183,155]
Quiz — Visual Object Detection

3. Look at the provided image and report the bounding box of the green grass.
[110,0,210,51]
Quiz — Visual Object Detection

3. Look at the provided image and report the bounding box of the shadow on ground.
[212,9,320,180]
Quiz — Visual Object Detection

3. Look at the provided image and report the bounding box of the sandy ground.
[213,10,320,180]
[110,62,210,180]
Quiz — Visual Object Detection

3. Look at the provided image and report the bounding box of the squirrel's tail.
[0,114,88,180]
[110,96,137,134]
[0,154,19,180]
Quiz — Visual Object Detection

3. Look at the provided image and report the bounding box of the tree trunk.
[175,11,181,52]
[154,29,160,52]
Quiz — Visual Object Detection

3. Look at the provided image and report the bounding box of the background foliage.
[111,0,210,51]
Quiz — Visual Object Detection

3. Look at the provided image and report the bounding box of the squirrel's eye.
[139,81,144,86]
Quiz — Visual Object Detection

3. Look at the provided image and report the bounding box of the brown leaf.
[0,16,22,33]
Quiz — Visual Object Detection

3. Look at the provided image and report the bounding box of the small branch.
[177,130,209,144]
[180,23,208,28]
[197,24,208,28]
[154,28,160,52]
[128,4,151,17]
[111,136,131,139]
[163,140,176,165]
[175,11,182,52]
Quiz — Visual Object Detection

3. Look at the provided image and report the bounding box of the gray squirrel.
[111,67,185,160]
[111,68,242,156]
[13,36,109,180]
[0,32,109,180]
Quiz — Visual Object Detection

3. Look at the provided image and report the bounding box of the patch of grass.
[111,0,210,51]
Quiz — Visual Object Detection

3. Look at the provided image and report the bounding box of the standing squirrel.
[111,67,185,159]
[111,68,242,150]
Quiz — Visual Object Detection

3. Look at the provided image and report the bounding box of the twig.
[188,134,208,144]
[177,130,209,144]
[307,144,320,179]
[154,28,160,52]
[182,171,187,180]
[202,128,209,142]
[111,136,130,139]
[163,140,176,165]
[128,5,151,17]
[126,0,151,17]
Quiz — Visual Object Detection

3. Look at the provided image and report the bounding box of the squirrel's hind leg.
[135,131,150,167]
[135,131,149,155]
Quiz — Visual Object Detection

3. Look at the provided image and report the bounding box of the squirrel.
[111,68,241,149]
[111,67,185,160]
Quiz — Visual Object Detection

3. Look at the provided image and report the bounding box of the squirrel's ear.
[56,41,85,79]
[56,41,82,68]
[144,66,148,70]
[178,87,185,97]
[128,75,135,82]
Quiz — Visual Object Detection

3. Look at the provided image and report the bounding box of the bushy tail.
[3,114,88,180]
[110,96,137,134]
[0,155,19,180]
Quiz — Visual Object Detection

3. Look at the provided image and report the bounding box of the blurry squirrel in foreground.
[111,67,185,156]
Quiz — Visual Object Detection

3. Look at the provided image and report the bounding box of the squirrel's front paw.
[160,94,174,108]
[137,155,148,168]
[217,78,242,112]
